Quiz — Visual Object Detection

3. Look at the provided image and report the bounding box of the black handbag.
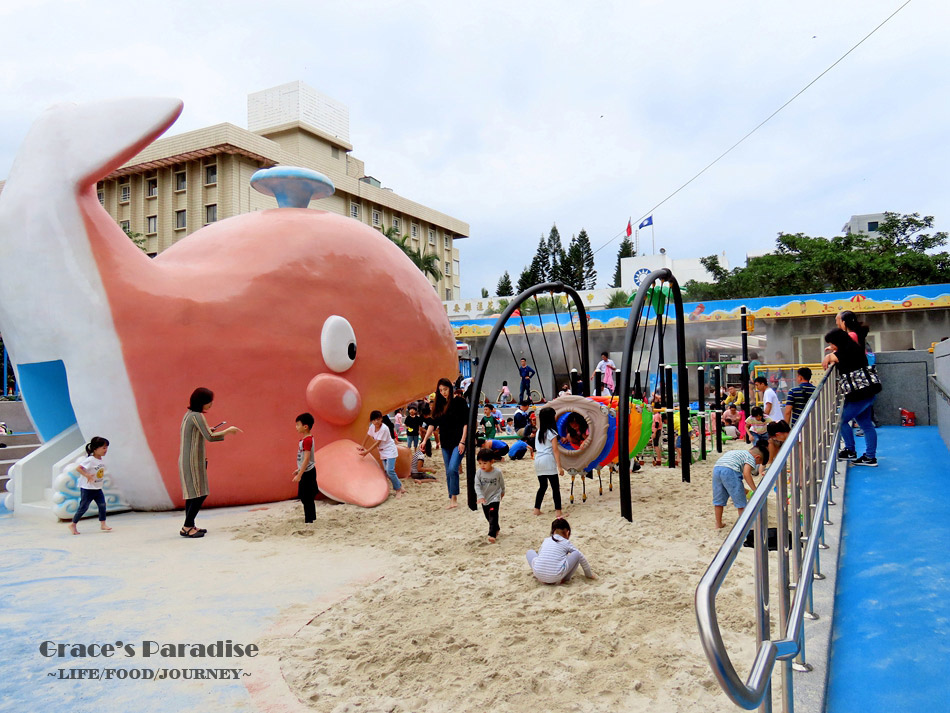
[837,365,882,397]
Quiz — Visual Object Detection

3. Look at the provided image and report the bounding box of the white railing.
[695,368,841,712]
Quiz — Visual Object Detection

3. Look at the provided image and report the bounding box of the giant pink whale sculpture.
[0,98,458,509]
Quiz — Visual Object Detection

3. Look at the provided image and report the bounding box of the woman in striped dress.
[178,387,242,538]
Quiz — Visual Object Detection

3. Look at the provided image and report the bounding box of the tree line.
[683,212,950,300]
[492,224,638,297]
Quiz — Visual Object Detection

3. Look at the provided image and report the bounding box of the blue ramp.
[826,426,950,713]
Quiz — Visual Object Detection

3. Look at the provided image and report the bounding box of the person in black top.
[823,328,880,466]
[404,406,423,452]
[422,377,469,508]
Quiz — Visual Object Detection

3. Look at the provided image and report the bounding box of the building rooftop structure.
[0,82,469,300]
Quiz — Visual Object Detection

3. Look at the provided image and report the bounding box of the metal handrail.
[930,373,950,406]
[695,367,841,711]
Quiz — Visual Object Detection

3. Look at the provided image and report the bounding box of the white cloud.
[1,0,947,295]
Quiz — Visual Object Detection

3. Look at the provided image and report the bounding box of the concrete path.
[0,503,390,713]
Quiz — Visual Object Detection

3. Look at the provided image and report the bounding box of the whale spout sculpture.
[0,98,458,509]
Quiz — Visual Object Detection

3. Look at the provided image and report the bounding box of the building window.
[119,220,130,232]
[444,235,450,250]
[372,210,381,227]
[428,228,436,245]
[205,204,217,224]
[332,147,340,159]
[454,259,460,277]
[175,172,186,191]
[146,215,157,234]
[97,191,104,205]
[392,217,400,232]
[350,202,361,220]
[146,178,158,198]
[120,185,130,203]
[867,221,879,232]
[445,288,452,300]
[175,210,186,230]
[445,261,451,276]
[205,165,217,185]
[411,224,418,238]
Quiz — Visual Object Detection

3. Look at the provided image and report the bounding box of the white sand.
[235,443,763,713]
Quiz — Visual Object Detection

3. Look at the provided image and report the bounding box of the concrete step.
[0,433,41,447]
[0,444,40,461]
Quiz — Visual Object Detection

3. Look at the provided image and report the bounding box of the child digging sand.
[474,448,505,543]
[526,518,596,584]
[712,442,769,529]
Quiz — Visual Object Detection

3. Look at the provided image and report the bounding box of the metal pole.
[664,364,675,468]
[697,366,706,461]
[753,503,773,713]
[775,442,794,713]
[714,366,723,453]
[741,306,750,429]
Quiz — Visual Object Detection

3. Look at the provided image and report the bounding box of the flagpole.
[634,229,639,256]
[652,224,655,255]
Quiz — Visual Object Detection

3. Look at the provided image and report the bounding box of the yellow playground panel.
[751,362,823,405]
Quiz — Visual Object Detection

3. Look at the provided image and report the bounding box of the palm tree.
[382,225,443,282]
[605,290,631,308]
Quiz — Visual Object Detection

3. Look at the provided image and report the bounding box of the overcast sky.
[1,0,946,296]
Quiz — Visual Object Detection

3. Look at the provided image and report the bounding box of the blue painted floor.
[826,426,950,713]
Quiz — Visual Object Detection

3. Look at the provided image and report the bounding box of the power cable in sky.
[591,0,914,257]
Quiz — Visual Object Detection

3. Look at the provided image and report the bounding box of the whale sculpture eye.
[321,316,357,372]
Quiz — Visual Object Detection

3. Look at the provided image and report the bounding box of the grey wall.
[934,340,950,450]
[0,400,31,433]
[873,351,936,426]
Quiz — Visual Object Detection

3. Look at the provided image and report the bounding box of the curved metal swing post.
[617,269,691,523]
[464,282,590,511]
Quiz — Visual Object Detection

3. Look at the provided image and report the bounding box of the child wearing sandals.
[526,518,596,584]
[68,437,112,535]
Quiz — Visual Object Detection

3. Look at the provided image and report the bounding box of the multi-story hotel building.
[1,81,468,299]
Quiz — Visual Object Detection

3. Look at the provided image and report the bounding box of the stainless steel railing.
[695,368,842,712]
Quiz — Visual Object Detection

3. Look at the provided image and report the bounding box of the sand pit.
[234,443,763,713]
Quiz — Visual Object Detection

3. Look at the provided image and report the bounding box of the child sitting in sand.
[526,518,596,584]
[410,449,437,481]
[475,448,505,543]
[712,443,768,529]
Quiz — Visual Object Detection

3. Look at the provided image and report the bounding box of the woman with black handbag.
[823,328,882,466]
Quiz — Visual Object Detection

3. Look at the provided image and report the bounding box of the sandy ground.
[237,442,764,713]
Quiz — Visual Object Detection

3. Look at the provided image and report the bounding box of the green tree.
[123,225,147,252]
[575,228,596,289]
[546,224,566,282]
[516,266,534,294]
[480,287,489,298]
[611,236,636,288]
[529,234,550,284]
[496,271,514,296]
[683,212,950,300]
[605,290,631,308]
[562,234,585,290]
[382,225,443,283]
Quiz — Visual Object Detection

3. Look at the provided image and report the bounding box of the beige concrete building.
[2,81,468,299]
